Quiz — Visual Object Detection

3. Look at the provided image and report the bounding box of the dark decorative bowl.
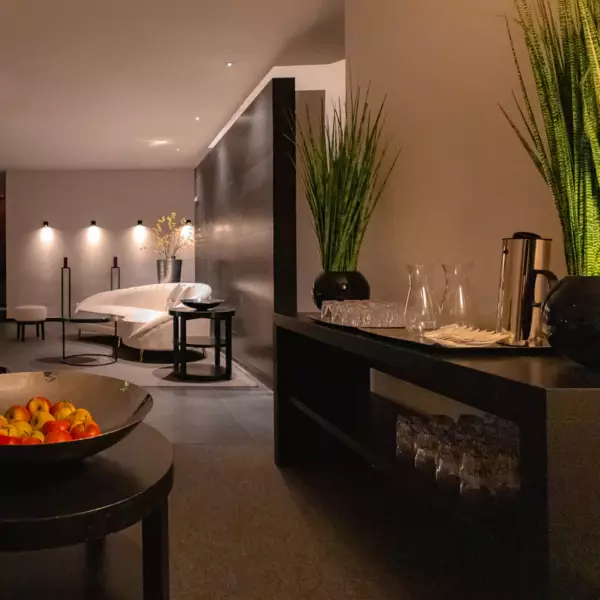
[312,271,370,309]
[181,298,224,310]
[543,275,600,370]
[0,371,152,463]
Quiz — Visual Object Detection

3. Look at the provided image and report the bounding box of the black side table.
[169,307,235,381]
[62,314,118,366]
[0,424,173,599]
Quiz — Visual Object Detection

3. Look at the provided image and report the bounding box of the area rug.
[18,335,260,389]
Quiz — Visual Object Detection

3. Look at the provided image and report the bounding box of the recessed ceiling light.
[147,139,173,147]
[226,61,234,67]
[195,116,200,121]
[176,148,180,151]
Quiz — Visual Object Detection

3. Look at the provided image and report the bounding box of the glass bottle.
[440,263,475,327]
[404,264,438,333]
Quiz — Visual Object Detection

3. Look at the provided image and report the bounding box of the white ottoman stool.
[14,305,47,341]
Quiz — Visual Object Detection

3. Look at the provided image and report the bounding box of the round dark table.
[61,314,119,366]
[0,424,173,599]
[170,306,235,381]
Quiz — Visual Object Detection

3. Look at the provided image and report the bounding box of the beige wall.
[296,91,327,312]
[7,170,194,317]
[295,68,347,312]
[277,0,344,66]
[346,0,565,327]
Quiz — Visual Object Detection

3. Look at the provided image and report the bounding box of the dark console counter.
[275,313,600,599]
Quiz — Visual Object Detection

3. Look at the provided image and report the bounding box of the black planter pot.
[312,271,371,309]
[543,275,600,370]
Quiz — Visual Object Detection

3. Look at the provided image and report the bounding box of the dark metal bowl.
[0,371,152,463]
[181,298,224,310]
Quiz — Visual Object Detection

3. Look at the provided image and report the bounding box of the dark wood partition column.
[273,79,297,316]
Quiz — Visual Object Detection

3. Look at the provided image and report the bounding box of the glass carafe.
[440,263,475,327]
[404,264,438,333]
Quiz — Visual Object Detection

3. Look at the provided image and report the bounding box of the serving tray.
[308,315,553,353]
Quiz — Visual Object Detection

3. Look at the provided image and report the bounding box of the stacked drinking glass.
[396,412,520,501]
[321,300,404,328]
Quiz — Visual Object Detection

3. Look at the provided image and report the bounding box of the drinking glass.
[321,301,336,321]
[459,451,483,502]
[331,303,344,324]
[414,427,439,477]
[430,414,455,438]
[340,301,363,327]
[436,439,461,493]
[440,263,476,326]
[404,264,439,333]
[383,302,403,328]
[395,415,415,461]
[491,450,521,500]
[457,414,485,438]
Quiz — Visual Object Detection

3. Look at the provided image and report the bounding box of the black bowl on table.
[181,298,224,310]
[0,371,152,463]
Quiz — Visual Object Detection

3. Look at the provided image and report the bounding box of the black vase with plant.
[296,88,400,309]
[504,0,600,368]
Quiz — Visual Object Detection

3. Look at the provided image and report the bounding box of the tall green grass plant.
[503,0,600,275]
[296,89,400,272]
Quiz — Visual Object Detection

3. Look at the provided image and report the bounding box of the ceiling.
[0,0,344,170]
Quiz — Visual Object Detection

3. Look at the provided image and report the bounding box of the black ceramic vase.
[543,276,600,370]
[312,271,371,309]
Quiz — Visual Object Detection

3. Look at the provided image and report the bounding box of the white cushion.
[14,305,47,322]
[128,312,172,339]
[180,284,198,302]
[165,283,195,310]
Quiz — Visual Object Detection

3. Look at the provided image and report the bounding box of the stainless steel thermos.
[496,232,558,346]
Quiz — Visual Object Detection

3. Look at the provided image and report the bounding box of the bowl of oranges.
[0,371,152,463]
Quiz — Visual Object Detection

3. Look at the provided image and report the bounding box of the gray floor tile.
[219,393,274,444]
[148,416,254,445]
[0,323,272,447]
[152,386,219,398]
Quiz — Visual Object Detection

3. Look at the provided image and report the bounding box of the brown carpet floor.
[0,444,521,600]
[167,444,519,600]
[170,444,408,600]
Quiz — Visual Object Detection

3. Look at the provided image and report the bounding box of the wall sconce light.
[134,219,147,243]
[182,219,194,240]
[88,220,100,243]
[40,221,53,243]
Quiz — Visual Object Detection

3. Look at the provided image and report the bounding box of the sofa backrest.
[76,283,212,313]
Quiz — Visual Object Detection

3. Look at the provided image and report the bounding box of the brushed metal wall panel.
[194,80,296,384]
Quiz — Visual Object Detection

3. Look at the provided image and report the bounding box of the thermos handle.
[522,269,559,339]
[532,269,559,306]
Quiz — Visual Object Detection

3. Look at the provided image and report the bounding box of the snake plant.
[296,88,400,272]
[502,0,600,275]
